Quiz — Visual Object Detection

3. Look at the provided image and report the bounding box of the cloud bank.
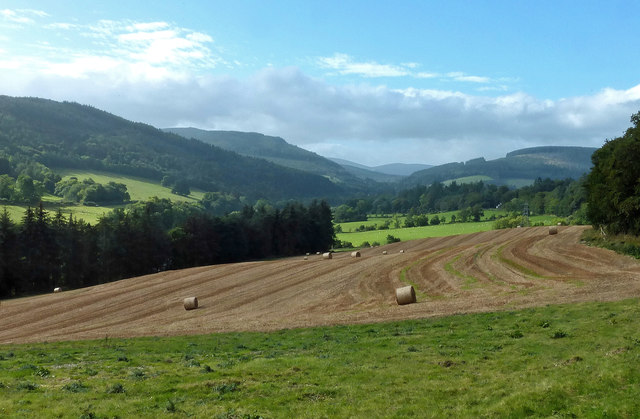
[1,11,639,165]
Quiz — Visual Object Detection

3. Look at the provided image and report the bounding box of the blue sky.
[1,1,639,165]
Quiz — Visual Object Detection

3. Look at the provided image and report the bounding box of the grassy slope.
[3,169,205,224]
[0,299,638,417]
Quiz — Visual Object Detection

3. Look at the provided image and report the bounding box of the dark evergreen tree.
[0,207,19,297]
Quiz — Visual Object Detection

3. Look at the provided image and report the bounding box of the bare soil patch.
[2,226,640,344]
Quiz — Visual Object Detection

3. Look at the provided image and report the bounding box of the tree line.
[585,111,640,236]
[334,176,587,223]
[0,199,334,299]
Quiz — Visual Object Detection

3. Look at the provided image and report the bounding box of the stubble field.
[3,225,640,345]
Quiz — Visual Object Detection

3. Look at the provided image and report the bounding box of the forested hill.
[403,146,597,188]
[163,127,367,188]
[0,96,344,201]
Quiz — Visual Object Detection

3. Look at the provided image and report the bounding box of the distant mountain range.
[0,95,598,205]
[401,146,596,188]
[329,158,433,176]
[162,128,366,188]
[164,127,595,188]
[328,158,433,182]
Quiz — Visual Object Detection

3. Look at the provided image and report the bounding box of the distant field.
[55,169,205,202]
[338,209,509,233]
[337,222,493,245]
[443,175,493,185]
[3,170,206,224]
[336,212,558,246]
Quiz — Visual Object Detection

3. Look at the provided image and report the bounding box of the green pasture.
[337,221,495,245]
[442,175,493,185]
[1,298,639,418]
[55,169,205,203]
[3,170,206,224]
[336,211,557,246]
[338,209,509,232]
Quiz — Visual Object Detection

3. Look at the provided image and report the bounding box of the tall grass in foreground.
[1,299,639,418]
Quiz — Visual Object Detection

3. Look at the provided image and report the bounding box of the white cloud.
[1,16,638,166]
[4,64,637,165]
[318,53,411,77]
[0,9,48,24]
[447,72,490,83]
[318,53,496,91]
[3,17,221,83]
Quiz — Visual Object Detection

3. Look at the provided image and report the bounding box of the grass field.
[3,169,206,224]
[442,175,493,185]
[336,211,557,247]
[338,209,513,232]
[1,298,638,418]
[56,169,205,203]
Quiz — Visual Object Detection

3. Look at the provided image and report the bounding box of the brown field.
[2,225,640,345]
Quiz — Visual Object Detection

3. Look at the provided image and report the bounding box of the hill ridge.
[0,95,344,201]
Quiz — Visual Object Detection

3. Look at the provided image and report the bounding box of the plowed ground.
[2,226,640,344]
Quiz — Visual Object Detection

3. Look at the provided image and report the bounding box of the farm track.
[2,226,640,344]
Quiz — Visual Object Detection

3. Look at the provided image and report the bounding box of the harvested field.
[2,225,640,344]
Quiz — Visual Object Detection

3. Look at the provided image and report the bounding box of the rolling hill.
[163,127,368,189]
[402,146,596,187]
[329,157,433,182]
[0,96,345,202]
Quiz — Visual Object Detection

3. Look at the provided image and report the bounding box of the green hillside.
[403,146,596,187]
[0,96,344,202]
[164,127,368,188]
[55,169,204,202]
[2,169,204,224]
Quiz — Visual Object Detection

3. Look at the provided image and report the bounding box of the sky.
[1,1,639,166]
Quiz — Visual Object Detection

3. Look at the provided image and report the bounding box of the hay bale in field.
[396,285,416,305]
[316,252,321,255]
[549,226,558,235]
[351,251,361,258]
[322,252,332,259]
[399,249,405,253]
[53,287,61,293]
[304,256,308,260]
[183,297,199,310]
[382,250,388,255]
[557,222,562,226]
[306,252,310,256]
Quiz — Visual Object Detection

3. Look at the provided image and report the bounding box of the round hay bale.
[557,222,562,226]
[351,251,361,258]
[382,250,388,255]
[303,256,308,260]
[183,297,199,310]
[396,285,416,305]
[549,226,558,235]
[316,252,321,255]
[322,252,332,259]
[53,287,61,293]
[306,252,310,256]
[399,249,405,253]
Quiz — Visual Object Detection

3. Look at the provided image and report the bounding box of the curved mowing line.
[399,248,451,300]
[494,243,544,279]
[474,245,508,285]
[444,254,480,289]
